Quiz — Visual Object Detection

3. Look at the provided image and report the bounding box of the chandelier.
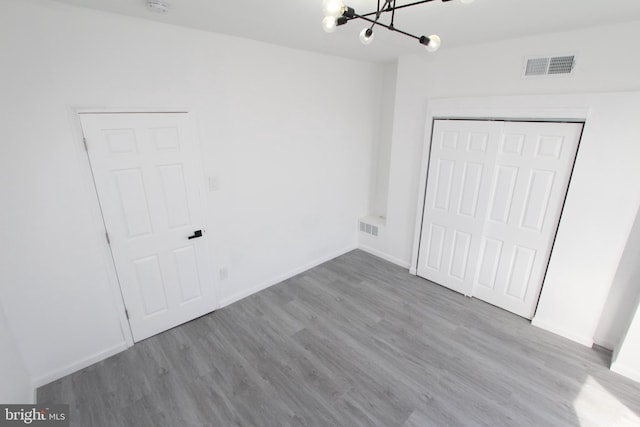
[322,0,475,52]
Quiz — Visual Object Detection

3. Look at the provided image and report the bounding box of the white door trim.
[68,105,208,348]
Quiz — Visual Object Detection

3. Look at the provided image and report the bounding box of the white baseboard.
[357,244,411,269]
[531,317,594,347]
[33,342,128,389]
[219,244,357,309]
[592,335,616,351]
[33,246,359,392]
[611,361,640,383]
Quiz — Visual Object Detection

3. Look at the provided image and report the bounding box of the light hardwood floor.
[38,250,640,426]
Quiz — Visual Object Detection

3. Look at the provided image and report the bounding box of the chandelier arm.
[386,26,421,40]
[354,0,439,18]
[372,1,393,28]
[385,0,439,12]
[380,0,393,18]
[351,12,421,40]
[390,0,396,28]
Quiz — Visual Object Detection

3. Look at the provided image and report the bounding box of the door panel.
[134,254,168,315]
[520,169,555,232]
[488,165,519,223]
[477,237,503,290]
[418,119,582,318]
[417,120,503,295]
[81,113,216,341]
[433,159,455,210]
[450,230,472,280]
[473,121,582,318]
[114,168,154,237]
[173,245,203,302]
[458,162,484,217]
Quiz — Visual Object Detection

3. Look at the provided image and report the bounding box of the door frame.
[409,97,589,315]
[68,106,210,348]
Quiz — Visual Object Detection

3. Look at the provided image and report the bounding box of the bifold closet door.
[417,119,582,318]
[416,120,503,296]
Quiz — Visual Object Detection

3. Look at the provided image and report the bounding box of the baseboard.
[611,361,640,383]
[592,335,616,351]
[531,317,594,347]
[32,341,128,390]
[219,244,357,309]
[358,244,411,269]
[33,247,358,390]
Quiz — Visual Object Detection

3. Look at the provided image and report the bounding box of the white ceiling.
[51,0,640,62]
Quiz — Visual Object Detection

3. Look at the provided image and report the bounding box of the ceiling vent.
[523,55,576,77]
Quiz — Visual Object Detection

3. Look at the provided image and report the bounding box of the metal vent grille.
[548,56,575,74]
[525,57,550,76]
[524,55,575,77]
[359,221,378,237]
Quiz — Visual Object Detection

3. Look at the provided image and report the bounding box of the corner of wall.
[593,205,640,350]
[531,316,594,348]
[0,305,34,403]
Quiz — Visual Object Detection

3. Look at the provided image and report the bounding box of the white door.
[81,113,217,341]
[417,119,582,318]
[416,120,504,295]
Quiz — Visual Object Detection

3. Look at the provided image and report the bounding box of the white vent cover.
[359,221,379,237]
[523,55,576,77]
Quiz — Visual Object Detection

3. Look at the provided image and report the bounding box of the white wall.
[0,306,33,403]
[363,21,640,346]
[369,62,398,218]
[612,294,640,383]
[0,0,381,386]
[595,207,640,349]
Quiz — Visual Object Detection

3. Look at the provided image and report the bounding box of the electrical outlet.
[219,267,228,280]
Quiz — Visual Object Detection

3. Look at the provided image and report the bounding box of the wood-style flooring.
[38,250,640,426]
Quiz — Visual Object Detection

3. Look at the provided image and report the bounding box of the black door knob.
[188,230,203,240]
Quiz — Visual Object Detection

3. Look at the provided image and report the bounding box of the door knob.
[187,230,203,240]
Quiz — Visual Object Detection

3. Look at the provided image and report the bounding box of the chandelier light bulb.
[424,34,441,52]
[322,16,337,33]
[359,28,374,45]
[322,0,345,18]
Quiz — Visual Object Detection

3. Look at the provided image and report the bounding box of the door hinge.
[83,137,88,152]
[106,232,111,245]
[125,309,129,319]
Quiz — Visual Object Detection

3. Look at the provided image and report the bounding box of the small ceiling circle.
[146,0,168,13]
